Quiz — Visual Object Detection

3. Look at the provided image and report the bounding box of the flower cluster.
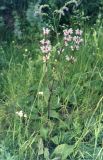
[63,28,83,63]
[16,110,27,118]
[40,28,52,62]
[40,27,83,64]
[63,28,83,51]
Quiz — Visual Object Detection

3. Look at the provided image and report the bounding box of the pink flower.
[40,39,51,54]
[75,29,83,35]
[40,28,52,62]
[63,28,73,36]
[73,36,82,44]
[63,28,83,52]
[40,39,50,45]
[63,29,69,36]
[67,35,72,41]
[40,45,51,54]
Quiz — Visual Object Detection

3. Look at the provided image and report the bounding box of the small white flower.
[24,114,27,118]
[65,55,77,63]
[43,54,50,62]
[68,28,73,34]
[73,36,77,42]
[16,110,27,118]
[43,28,50,35]
[40,39,45,44]
[38,92,43,95]
[25,49,28,52]
[70,46,74,51]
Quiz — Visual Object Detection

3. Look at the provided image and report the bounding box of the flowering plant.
[39,27,83,119]
[40,28,52,62]
[40,27,83,64]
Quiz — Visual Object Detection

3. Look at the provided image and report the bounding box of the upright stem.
[47,79,54,119]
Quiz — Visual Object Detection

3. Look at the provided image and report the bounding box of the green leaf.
[51,136,59,145]
[52,144,74,160]
[40,127,48,139]
[50,110,60,119]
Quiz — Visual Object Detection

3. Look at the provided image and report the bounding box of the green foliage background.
[0,0,103,40]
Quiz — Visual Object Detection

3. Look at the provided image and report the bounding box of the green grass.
[0,26,103,160]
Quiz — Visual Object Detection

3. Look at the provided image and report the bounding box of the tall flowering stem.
[40,28,52,63]
[40,28,54,119]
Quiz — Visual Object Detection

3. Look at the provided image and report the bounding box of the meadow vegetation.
[0,1,103,160]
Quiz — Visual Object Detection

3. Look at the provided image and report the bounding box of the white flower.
[70,46,74,51]
[65,55,77,63]
[38,92,43,95]
[73,36,77,42]
[25,49,28,52]
[16,110,27,118]
[40,39,45,44]
[73,36,81,44]
[68,28,73,34]
[43,54,50,62]
[43,28,50,35]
